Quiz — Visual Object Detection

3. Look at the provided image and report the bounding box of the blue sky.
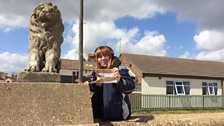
[115,13,197,57]
[1,0,224,74]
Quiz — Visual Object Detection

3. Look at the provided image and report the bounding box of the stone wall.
[0,82,94,125]
[17,72,61,82]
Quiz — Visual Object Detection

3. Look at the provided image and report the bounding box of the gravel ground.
[97,112,224,126]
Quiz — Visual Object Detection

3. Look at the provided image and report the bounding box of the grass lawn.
[132,108,224,115]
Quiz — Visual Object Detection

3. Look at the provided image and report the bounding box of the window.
[175,81,185,95]
[166,81,174,94]
[166,81,190,95]
[202,82,218,95]
[183,81,190,95]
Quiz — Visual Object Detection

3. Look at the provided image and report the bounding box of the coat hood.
[110,57,121,68]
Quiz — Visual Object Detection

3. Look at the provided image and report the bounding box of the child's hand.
[83,81,89,85]
[95,79,102,86]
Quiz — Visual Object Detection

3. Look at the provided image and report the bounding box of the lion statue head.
[25,2,64,73]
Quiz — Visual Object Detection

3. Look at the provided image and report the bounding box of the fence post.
[169,95,171,110]
[203,95,204,109]
[222,95,224,108]
[148,94,150,110]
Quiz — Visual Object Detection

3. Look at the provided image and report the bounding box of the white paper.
[97,73,118,83]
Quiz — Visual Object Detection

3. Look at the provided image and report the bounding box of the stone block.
[17,71,61,82]
[0,82,94,125]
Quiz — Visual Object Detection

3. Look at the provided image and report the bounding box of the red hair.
[95,46,113,69]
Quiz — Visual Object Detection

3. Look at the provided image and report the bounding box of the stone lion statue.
[25,2,64,73]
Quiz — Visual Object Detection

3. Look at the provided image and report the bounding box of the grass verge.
[132,108,224,115]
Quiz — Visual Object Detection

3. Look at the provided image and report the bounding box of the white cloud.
[0,52,28,74]
[62,21,132,59]
[179,50,224,62]
[157,0,224,30]
[62,21,167,59]
[155,1,224,62]
[84,0,166,22]
[0,0,165,30]
[194,30,224,51]
[196,49,224,62]
[193,30,224,62]
[0,0,167,61]
[0,15,27,32]
[1,0,223,32]
[120,31,167,56]
[179,51,191,59]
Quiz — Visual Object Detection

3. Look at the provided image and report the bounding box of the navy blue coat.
[88,59,135,121]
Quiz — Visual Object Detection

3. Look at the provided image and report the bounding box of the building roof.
[121,53,224,79]
[60,59,95,70]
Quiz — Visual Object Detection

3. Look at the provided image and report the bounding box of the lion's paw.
[25,65,40,72]
[42,67,57,73]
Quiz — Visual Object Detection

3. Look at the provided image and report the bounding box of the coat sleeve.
[87,72,99,92]
[116,69,136,94]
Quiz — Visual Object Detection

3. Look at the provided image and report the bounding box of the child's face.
[97,54,110,68]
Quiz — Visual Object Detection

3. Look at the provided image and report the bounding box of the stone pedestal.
[17,71,61,82]
[0,83,94,125]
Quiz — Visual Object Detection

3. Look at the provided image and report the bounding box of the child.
[88,46,135,121]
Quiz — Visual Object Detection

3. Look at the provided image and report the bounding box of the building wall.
[59,69,93,83]
[60,69,73,76]
[59,69,92,76]
[142,76,222,95]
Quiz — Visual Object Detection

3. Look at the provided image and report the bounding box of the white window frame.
[208,83,215,95]
[174,81,185,95]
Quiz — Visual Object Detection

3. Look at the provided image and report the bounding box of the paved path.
[97,112,224,126]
